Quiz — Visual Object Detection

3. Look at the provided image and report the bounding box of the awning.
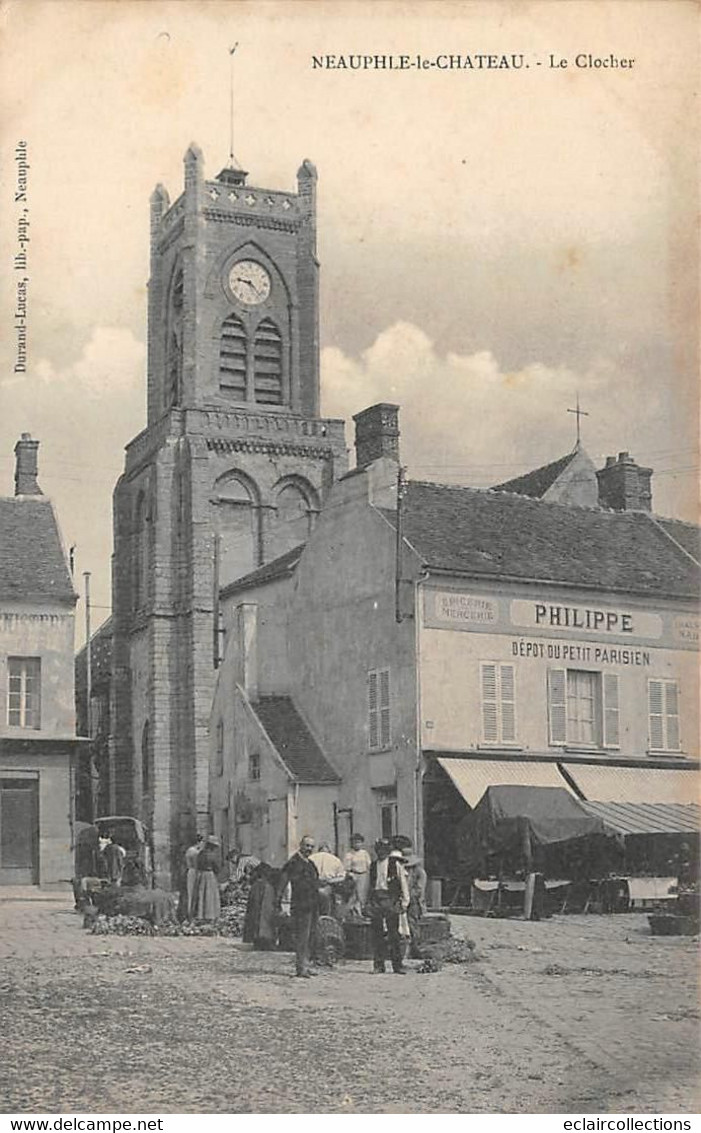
[562,764,699,807]
[436,758,574,808]
[581,800,700,836]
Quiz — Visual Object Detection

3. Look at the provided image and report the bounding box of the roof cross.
[567,394,589,448]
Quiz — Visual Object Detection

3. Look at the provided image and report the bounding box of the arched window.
[133,492,149,611]
[271,480,316,558]
[253,319,283,405]
[216,474,261,587]
[141,721,151,797]
[220,314,247,399]
[166,270,183,407]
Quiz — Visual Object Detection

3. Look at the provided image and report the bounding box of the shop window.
[648,679,680,752]
[368,668,391,751]
[249,752,261,782]
[375,785,398,840]
[548,669,619,749]
[380,802,398,840]
[7,657,41,729]
[480,662,516,744]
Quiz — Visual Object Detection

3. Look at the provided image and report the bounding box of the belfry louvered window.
[219,314,247,399]
[648,679,680,752]
[252,319,283,405]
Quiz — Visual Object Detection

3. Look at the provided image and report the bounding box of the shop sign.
[510,600,663,640]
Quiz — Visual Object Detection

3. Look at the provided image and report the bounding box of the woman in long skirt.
[193,836,221,922]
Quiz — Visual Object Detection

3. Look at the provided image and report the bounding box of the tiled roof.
[220,544,304,599]
[0,496,76,603]
[654,518,701,564]
[492,451,578,498]
[254,695,340,784]
[383,481,700,599]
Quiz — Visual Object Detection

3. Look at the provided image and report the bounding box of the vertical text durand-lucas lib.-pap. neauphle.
[14,141,29,374]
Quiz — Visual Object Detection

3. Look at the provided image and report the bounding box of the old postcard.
[0,0,698,1119]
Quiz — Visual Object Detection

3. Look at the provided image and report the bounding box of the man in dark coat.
[279,835,320,978]
[367,837,410,974]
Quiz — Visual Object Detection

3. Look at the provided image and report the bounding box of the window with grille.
[480,663,517,744]
[215,719,224,777]
[253,319,283,405]
[220,314,247,399]
[368,668,391,751]
[648,679,681,752]
[548,668,619,749]
[8,658,41,729]
[141,722,151,796]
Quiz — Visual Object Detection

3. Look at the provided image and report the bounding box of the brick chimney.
[353,403,400,471]
[14,433,42,496]
[596,451,652,512]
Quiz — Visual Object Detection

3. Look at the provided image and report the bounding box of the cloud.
[320,321,669,490]
[32,326,145,396]
[0,327,147,631]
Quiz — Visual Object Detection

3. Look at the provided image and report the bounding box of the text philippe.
[534,604,633,634]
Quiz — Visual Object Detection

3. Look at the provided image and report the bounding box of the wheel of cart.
[315,914,345,966]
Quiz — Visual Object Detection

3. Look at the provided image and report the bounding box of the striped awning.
[436,758,574,808]
[562,764,699,807]
[581,800,700,836]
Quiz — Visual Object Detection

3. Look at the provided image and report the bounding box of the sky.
[0,0,698,640]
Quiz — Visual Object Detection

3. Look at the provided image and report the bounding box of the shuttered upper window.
[548,668,619,749]
[480,663,517,744]
[368,668,391,751]
[648,679,681,752]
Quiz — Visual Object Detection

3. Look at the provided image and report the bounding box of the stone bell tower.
[110,147,347,883]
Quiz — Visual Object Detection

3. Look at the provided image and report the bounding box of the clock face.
[228,260,271,305]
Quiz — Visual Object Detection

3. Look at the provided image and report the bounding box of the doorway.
[0,778,39,885]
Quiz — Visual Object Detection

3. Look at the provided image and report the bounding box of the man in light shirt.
[310,842,346,915]
[367,837,410,974]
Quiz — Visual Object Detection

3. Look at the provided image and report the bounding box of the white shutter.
[481,663,499,742]
[548,669,567,745]
[500,664,516,743]
[602,673,620,748]
[664,681,680,751]
[368,670,379,750]
[648,679,665,750]
[379,669,391,748]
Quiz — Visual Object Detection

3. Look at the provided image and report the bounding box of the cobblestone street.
[0,890,698,1114]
